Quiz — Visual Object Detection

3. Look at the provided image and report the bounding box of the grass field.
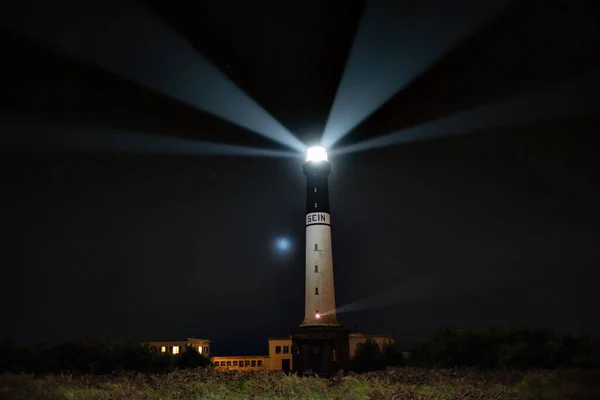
[1,368,599,400]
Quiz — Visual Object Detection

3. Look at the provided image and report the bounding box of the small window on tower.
[314,187,317,192]
[315,287,319,295]
[314,265,318,273]
[314,244,318,251]
[314,202,318,208]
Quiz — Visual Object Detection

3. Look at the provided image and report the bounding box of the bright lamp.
[306,146,328,162]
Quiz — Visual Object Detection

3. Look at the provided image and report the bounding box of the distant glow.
[3,0,305,152]
[0,116,299,158]
[316,312,321,319]
[172,346,180,355]
[160,346,166,353]
[321,0,508,147]
[275,237,291,252]
[306,146,328,162]
[333,71,600,155]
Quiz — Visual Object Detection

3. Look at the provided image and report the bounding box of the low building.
[267,337,294,372]
[212,355,268,370]
[143,337,211,357]
[142,333,393,372]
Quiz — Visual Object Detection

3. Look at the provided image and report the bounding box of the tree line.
[352,327,600,372]
[0,340,209,374]
[1,328,598,374]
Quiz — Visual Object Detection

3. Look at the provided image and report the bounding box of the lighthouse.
[301,146,340,327]
[292,146,349,375]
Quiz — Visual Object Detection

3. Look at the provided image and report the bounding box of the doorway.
[282,359,291,373]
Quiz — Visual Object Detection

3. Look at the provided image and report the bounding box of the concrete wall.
[348,333,394,358]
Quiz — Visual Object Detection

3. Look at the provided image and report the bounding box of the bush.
[176,345,211,369]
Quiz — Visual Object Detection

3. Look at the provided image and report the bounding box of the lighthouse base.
[291,325,350,376]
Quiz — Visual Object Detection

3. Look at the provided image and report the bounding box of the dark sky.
[1,0,599,356]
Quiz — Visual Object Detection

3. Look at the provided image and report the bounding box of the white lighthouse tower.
[301,146,340,327]
[292,146,349,375]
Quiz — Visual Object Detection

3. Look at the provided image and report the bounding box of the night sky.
[1,0,599,356]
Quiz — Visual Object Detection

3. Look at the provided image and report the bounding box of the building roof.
[142,338,211,344]
[349,333,394,339]
[211,355,268,359]
[268,336,292,341]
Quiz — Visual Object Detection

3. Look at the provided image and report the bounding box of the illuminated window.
[172,346,180,355]
[258,360,263,366]
[245,360,250,366]
[160,346,166,353]
[227,361,231,366]
[198,346,203,354]
[275,346,281,354]
[314,265,318,273]
[251,360,256,367]
[315,287,319,295]
[314,202,318,208]
[283,346,289,353]
[233,361,238,366]
[314,187,317,192]
[314,244,318,251]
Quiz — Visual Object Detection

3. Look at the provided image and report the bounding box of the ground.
[1,368,599,399]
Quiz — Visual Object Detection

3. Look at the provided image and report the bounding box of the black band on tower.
[303,161,331,215]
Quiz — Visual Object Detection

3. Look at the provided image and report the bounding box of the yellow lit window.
[160,346,166,353]
[172,346,180,354]
[198,346,203,354]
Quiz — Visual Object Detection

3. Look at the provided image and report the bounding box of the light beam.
[2,0,305,152]
[333,71,600,155]
[321,0,508,148]
[0,116,299,158]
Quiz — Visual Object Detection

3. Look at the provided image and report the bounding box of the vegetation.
[408,328,600,370]
[2,368,599,399]
[1,328,599,398]
[0,341,209,374]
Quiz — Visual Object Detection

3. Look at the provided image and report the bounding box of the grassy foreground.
[1,368,599,400]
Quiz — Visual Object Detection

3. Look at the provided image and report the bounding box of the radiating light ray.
[332,71,600,155]
[1,0,305,152]
[324,277,439,316]
[321,0,508,148]
[0,116,300,158]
